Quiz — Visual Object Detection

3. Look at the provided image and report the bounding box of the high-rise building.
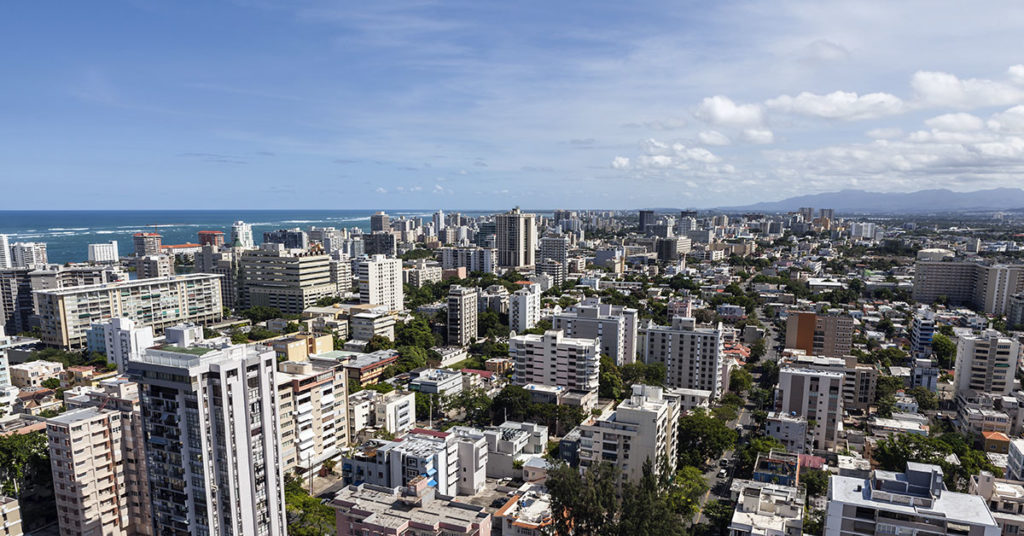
[10,242,47,268]
[127,341,287,536]
[134,254,174,279]
[132,233,162,257]
[910,307,936,359]
[552,297,638,366]
[263,228,309,250]
[1,265,124,335]
[641,317,724,398]
[955,330,1022,396]
[329,258,352,295]
[0,235,9,269]
[510,330,599,392]
[357,254,404,312]
[434,210,446,232]
[538,236,569,268]
[240,243,336,313]
[496,208,537,270]
[231,220,254,249]
[536,259,565,287]
[785,312,853,357]
[370,212,390,233]
[439,247,497,274]
[276,356,350,475]
[578,385,681,483]
[780,354,877,413]
[825,463,998,536]
[509,284,541,333]
[638,210,655,233]
[34,273,223,348]
[447,285,479,347]
[363,232,397,257]
[197,230,225,247]
[913,260,1024,315]
[90,317,155,372]
[195,245,241,308]
[87,240,120,263]
[347,389,416,440]
[775,366,845,451]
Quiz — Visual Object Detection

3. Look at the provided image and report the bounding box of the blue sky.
[3,1,1024,209]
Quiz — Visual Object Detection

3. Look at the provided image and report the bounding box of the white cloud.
[801,39,850,63]
[374,187,387,194]
[765,90,905,120]
[698,130,731,146]
[1010,65,1024,85]
[741,128,775,144]
[866,127,903,139]
[911,70,1024,109]
[611,156,631,169]
[924,112,985,131]
[695,95,763,127]
[988,105,1024,133]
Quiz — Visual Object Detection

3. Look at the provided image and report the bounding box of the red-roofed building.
[197,230,225,247]
[983,430,1011,454]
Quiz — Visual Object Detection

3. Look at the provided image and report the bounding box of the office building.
[277,357,349,475]
[440,246,497,274]
[910,307,936,359]
[370,212,390,233]
[510,330,599,392]
[10,242,47,268]
[509,283,541,333]
[913,260,1024,315]
[132,233,161,257]
[231,220,254,249]
[641,317,724,397]
[496,208,537,269]
[638,210,655,233]
[955,330,1022,396]
[195,245,241,308]
[331,481,492,536]
[0,235,9,269]
[240,243,336,314]
[34,273,223,348]
[825,463,998,536]
[127,342,287,536]
[775,366,844,451]
[578,385,681,483]
[263,228,309,250]
[90,317,155,373]
[357,255,404,312]
[785,312,853,357]
[363,232,397,257]
[87,241,119,263]
[447,285,478,347]
[134,254,174,279]
[553,297,638,366]
[347,389,416,440]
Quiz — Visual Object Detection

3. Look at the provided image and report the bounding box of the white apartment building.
[552,297,639,365]
[448,285,478,347]
[496,208,537,270]
[90,317,155,373]
[729,483,804,536]
[450,426,489,496]
[0,496,20,536]
[343,428,462,496]
[510,283,541,333]
[10,360,63,388]
[578,385,682,483]
[775,367,845,452]
[231,220,254,249]
[955,330,1022,396]
[538,236,569,267]
[825,463,998,536]
[277,357,349,475]
[510,330,599,392]
[440,246,497,273]
[10,242,47,269]
[409,368,464,396]
[127,342,287,536]
[641,316,724,398]
[357,254,404,312]
[766,411,810,454]
[0,235,9,269]
[240,244,336,314]
[347,389,416,440]
[910,307,936,359]
[350,310,396,341]
[87,241,120,263]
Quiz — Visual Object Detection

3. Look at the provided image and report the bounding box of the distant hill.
[718,188,1024,214]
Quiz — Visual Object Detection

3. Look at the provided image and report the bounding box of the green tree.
[667,465,709,519]
[908,386,938,411]
[284,475,335,536]
[874,432,1000,491]
[677,409,738,467]
[230,331,249,345]
[41,378,61,390]
[545,462,621,536]
[599,356,625,400]
[240,306,282,323]
[749,338,766,362]
[618,461,687,536]
[931,333,956,369]
[491,386,533,423]
[442,388,493,427]
[395,317,439,349]
[729,368,753,394]
[804,509,825,536]
[0,432,49,495]
[700,500,735,536]
[802,468,829,497]
[736,436,785,477]
[365,335,394,352]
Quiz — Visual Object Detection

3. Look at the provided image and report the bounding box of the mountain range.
[716,188,1024,214]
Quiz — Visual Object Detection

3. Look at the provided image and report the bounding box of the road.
[693,405,752,525]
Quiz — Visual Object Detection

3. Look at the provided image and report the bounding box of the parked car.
[718,469,728,479]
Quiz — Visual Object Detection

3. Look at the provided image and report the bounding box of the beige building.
[357,255,404,312]
[781,352,877,413]
[447,285,479,347]
[34,273,223,348]
[913,261,1024,315]
[240,244,336,314]
[10,360,63,388]
[785,312,853,357]
[970,471,1024,536]
[775,366,845,451]
[277,356,349,475]
[955,330,1022,396]
[495,208,537,270]
[0,496,21,536]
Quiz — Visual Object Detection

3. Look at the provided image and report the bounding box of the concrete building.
[410,368,464,396]
[641,317,724,398]
[766,412,810,454]
[494,483,553,536]
[195,244,241,308]
[496,208,537,270]
[447,285,478,347]
[197,230,225,247]
[343,428,462,496]
[781,353,878,413]
[263,228,309,250]
[350,310,396,342]
[132,233,161,257]
[775,367,845,451]
[89,317,155,373]
[825,463,999,536]
[240,243,336,314]
[970,472,1024,536]
[538,236,569,268]
[134,254,174,279]
[341,349,400,386]
[331,480,492,536]
[510,330,599,392]
[358,255,404,312]
[0,497,20,536]
[10,242,47,268]
[405,259,442,288]
[955,330,1021,396]
[578,385,682,483]
[347,389,416,440]
[536,258,566,287]
[34,273,223,348]
[231,220,254,249]
[449,426,489,495]
[370,212,390,233]
[728,483,804,536]
[912,358,940,392]
[913,260,1024,315]
[329,257,353,295]
[10,360,63,388]
[785,312,853,357]
[276,357,349,475]
[911,307,936,359]
[639,210,655,233]
[483,421,549,478]
[552,297,639,366]
[127,342,287,536]
[439,246,497,274]
[509,283,541,333]
[363,232,397,257]
[0,235,9,269]
[87,241,119,263]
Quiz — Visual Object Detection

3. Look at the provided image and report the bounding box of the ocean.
[0,210,450,265]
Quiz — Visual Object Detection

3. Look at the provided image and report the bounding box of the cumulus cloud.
[924,112,984,131]
[765,90,905,120]
[698,130,731,146]
[374,187,387,194]
[612,138,732,176]
[741,128,774,144]
[911,70,1024,109]
[695,96,763,127]
[801,39,850,63]
[1010,65,1024,85]
[866,127,903,139]
[988,105,1024,133]
[611,156,630,169]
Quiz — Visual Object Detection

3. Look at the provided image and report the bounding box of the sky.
[3,1,1024,210]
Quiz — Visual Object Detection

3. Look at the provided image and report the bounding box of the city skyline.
[3,1,1024,209]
